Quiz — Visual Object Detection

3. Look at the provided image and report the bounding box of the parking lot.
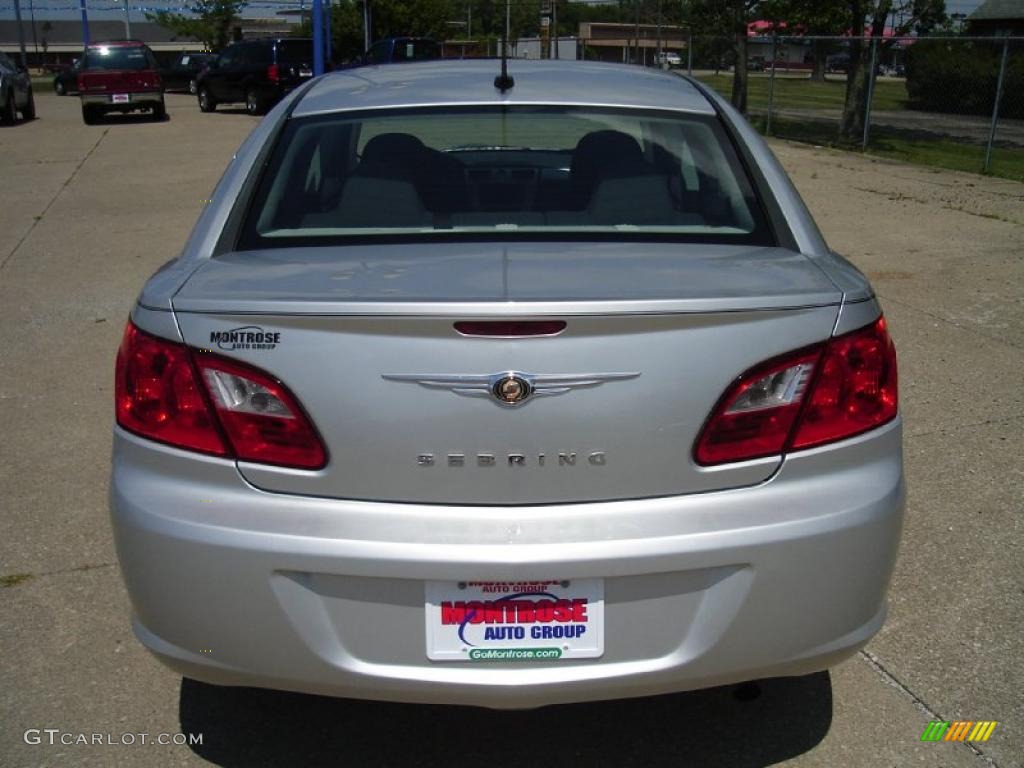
[1,89,1021,767]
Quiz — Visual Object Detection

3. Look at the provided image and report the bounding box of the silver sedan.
[110,59,903,708]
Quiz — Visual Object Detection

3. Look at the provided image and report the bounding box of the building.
[0,17,297,67]
[967,0,1024,36]
[577,22,687,66]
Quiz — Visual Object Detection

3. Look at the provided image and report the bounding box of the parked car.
[111,59,903,709]
[196,38,313,116]
[826,53,850,73]
[53,57,83,95]
[657,51,682,68]
[747,55,766,71]
[0,51,34,124]
[78,40,165,124]
[359,37,441,66]
[161,51,217,94]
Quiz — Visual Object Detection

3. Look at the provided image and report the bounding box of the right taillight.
[115,321,326,469]
[267,63,280,82]
[695,317,897,466]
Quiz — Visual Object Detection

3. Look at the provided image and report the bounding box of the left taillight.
[115,322,326,469]
[694,317,898,466]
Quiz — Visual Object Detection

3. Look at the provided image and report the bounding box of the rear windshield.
[238,106,774,248]
[84,45,154,71]
[275,40,312,65]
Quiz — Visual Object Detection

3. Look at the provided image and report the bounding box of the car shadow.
[95,112,170,125]
[179,672,832,767]
[207,107,258,117]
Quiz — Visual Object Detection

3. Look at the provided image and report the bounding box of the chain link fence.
[576,34,1024,182]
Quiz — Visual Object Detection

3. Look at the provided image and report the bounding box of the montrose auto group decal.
[209,326,281,351]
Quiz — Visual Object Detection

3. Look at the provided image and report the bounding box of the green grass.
[692,74,1023,181]
[695,72,908,112]
[752,114,1024,182]
[1,573,33,588]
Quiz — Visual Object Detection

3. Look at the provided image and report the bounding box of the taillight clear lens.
[694,317,898,466]
[115,322,326,469]
[694,349,822,465]
[194,354,327,470]
[115,323,227,456]
[791,317,898,450]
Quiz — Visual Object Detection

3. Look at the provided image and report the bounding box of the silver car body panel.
[115,59,902,707]
[111,418,903,708]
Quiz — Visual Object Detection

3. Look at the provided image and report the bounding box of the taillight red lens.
[267,64,280,82]
[790,317,898,450]
[694,317,898,466]
[115,323,227,456]
[115,322,326,469]
[194,353,326,470]
[694,348,822,465]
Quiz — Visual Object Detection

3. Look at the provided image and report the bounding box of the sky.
[0,0,990,26]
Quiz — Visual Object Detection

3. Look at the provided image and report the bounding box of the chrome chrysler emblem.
[494,374,531,404]
[382,371,640,407]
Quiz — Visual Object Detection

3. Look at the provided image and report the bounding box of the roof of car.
[293,60,716,118]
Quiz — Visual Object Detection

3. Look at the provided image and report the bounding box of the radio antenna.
[494,25,514,91]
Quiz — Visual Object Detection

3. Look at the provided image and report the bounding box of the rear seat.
[301,128,706,230]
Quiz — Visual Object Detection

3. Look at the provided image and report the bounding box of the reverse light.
[694,317,897,466]
[115,322,326,469]
[195,354,326,469]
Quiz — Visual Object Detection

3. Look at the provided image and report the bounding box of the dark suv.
[196,38,313,116]
[359,37,441,66]
[161,51,218,94]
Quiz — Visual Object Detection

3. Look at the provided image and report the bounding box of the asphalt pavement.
[0,89,1021,768]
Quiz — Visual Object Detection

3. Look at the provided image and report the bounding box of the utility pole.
[79,0,90,46]
[12,0,28,68]
[656,0,662,65]
[634,0,640,65]
[553,0,558,59]
[363,0,370,51]
[505,0,510,57]
[122,0,131,38]
[324,0,332,66]
[312,0,324,75]
[29,0,38,57]
[468,4,472,38]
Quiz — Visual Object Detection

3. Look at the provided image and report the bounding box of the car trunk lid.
[171,242,843,504]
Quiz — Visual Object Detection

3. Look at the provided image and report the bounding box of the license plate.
[299,69,313,77]
[111,93,130,103]
[425,579,604,662]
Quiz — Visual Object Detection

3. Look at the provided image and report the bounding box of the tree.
[838,0,945,142]
[773,0,848,80]
[685,1,777,113]
[147,0,247,52]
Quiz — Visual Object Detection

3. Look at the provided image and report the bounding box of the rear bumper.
[110,419,904,709]
[81,91,163,110]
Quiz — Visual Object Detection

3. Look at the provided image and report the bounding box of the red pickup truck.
[78,40,165,124]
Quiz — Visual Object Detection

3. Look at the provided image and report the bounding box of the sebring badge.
[382,370,640,407]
